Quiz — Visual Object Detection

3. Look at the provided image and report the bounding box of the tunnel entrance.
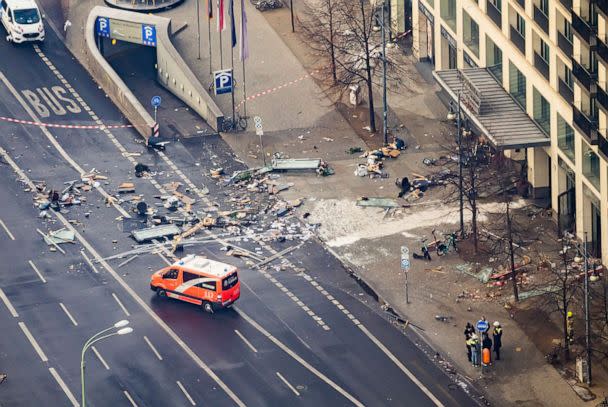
[94,16,215,139]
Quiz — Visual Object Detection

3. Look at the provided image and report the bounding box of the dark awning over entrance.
[433,68,550,149]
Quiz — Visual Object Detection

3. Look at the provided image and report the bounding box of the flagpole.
[219,31,224,68]
[230,1,236,125]
[242,58,247,118]
[196,0,201,59]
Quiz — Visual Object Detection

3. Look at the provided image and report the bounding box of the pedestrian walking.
[482,333,492,366]
[464,322,474,362]
[492,321,502,361]
[468,334,480,367]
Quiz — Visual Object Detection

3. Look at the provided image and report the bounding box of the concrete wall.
[84,6,223,140]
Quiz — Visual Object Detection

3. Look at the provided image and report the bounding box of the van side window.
[197,281,217,291]
[222,272,238,290]
[183,272,198,282]
[163,269,179,279]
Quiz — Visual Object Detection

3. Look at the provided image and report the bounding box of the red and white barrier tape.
[0,115,133,130]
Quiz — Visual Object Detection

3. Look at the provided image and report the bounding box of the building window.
[564,20,573,42]
[486,36,503,83]
[540,39,549,62]
[557,114,575,162]
[582,142,600,189]
[424,0,435,7]
[516,13,526,36]
[463,11,479,57]
[509,62,526,108]
[489,0,502,9]
[564,66,572,88]
[539,0,549,14]
[440,0,457,33]
[533,87,550,134]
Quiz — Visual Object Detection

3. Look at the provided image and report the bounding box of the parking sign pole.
[154,106,157,123]
[405,271,409,304]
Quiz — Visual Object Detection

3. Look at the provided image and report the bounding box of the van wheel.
[156,289,167,297]
[202,301,214,314]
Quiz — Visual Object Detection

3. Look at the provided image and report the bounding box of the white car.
[0,0,45,43]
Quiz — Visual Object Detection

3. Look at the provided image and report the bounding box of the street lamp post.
[583,232,592,385]
[81,321,133,407]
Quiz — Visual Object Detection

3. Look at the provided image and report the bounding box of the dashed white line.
[112,293,130,316]
[0,219,15,240]
[358,324,445,406]
[59,302,78,326]
[234,329,258,353]
[19,322,48,362]
[0,288,18,317]
[28,260,47,283]
[123,390,138,407]
[49,367,79,407]
[80,250,99,273]
[144,336,163,361]
[91,345,110,370]
[177,381,196,405]
[276,372,300,396]
[236,308,363,407]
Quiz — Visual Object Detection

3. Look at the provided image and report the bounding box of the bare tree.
[300,0,409,133]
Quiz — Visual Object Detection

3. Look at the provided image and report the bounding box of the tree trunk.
[359,0,376,133]
[562,252,570,361]
[328,0,337,84]
[470,165,478,253]
[507,201,519,301]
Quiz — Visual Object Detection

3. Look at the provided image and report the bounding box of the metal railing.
[559,78,574,103]
[557,32,573,56]
[534,52,550,80]
[486,0,502,28]
[533,5,549,33]
[510,26,525,54]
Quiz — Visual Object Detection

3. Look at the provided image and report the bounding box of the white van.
[0,0,45,43]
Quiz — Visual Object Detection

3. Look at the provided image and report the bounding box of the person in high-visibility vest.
[492,321,503,360]
[566,311,574,345]
[468,334,481,367]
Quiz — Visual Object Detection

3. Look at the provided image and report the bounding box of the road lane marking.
[112,293,130,317]
[276,372,300,396]
[0,219,15,240]
[0,148,246,407]
[0,288,19,318]
[91,346,110,370]
[0,71,130,219]
[177,381,196,405]
[19,322,48,362]
[28,260,47,283]
[80,250,99,273]
[234,329,258,353]
[123,390,138,407]
[144,336,163,361]
[357,324,445,406]
[235,308,363,407]
[49,367,79,407]
[59,302,78,326]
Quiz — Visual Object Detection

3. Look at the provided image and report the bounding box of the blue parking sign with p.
[142,24,157,47]
[214,69,233,95]
[96,17,110,38]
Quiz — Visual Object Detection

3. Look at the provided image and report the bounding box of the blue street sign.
[151,96,162,108]
[214,69,233,95]
[96,17,110,38]
[476,320,489,332]
[142,24,157,47]
[400,246,410,271]
[401,258,410,270]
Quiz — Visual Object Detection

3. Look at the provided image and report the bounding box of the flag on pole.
[217,0,225,32]
[239,0,249,61]
[229,0,237,47]
[207,0,213,18]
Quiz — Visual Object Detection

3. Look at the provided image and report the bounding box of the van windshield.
[222,272,238,290]
[14,8,40,24]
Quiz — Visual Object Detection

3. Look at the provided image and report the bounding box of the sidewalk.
[54,1,589,405]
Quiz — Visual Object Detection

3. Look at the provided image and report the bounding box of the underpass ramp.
[84,6,223,140]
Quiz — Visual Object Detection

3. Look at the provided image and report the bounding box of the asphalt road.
[0,19,478,407]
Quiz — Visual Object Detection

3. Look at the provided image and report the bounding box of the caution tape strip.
[0,115,134,130]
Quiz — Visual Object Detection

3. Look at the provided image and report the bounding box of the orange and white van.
[150,255,240,313]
